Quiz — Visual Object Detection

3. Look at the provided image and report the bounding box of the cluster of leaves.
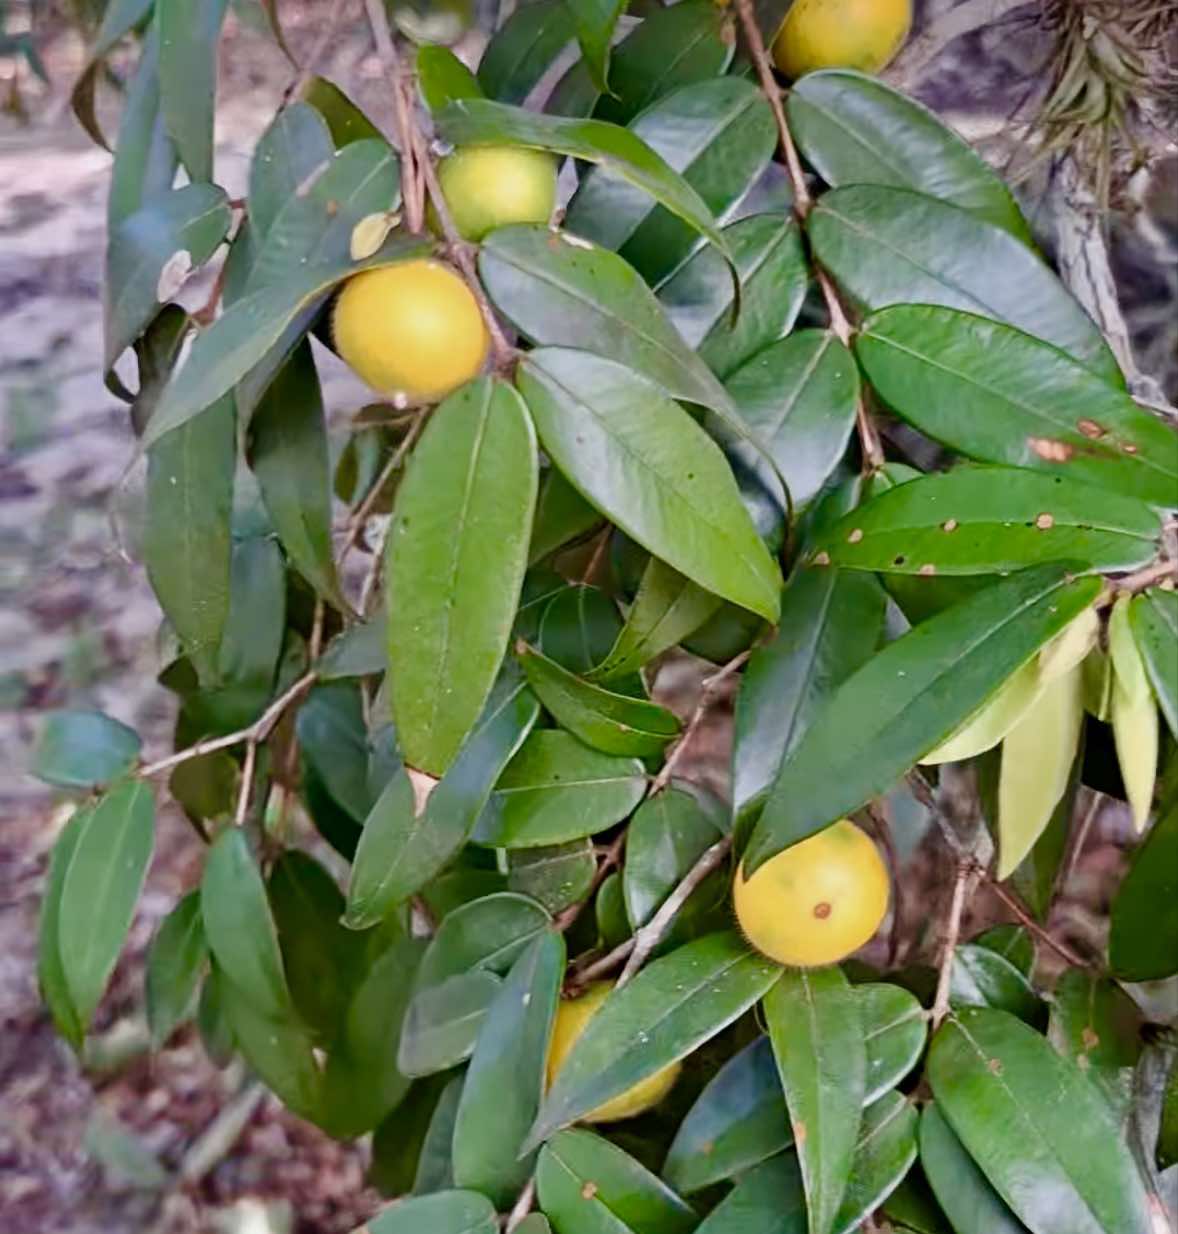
[33,1,1178,1232]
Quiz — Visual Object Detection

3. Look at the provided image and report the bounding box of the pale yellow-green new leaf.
[1038,605,1099,682]
[1108,595,1157,832]
[1082,645,1113,721]
[998,664,1084,878]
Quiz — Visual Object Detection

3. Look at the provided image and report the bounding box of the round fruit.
[434,145,557,241]
[733,819,889,967]
[332,259,488,402]
[771,0,912,79]
[546,981,681,1122]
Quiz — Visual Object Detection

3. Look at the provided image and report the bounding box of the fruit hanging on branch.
[772,0,912,78]
[434,145,557,241]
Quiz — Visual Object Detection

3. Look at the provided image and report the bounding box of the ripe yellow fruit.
[771,0,912,79]
[546,982,681,1122]
[734,819,889,967]
[332,259,488,402]
[435,145,557,241]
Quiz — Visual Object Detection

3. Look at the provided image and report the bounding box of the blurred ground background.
[0,2,1175,1232]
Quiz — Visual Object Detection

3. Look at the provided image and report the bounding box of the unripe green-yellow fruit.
[771,0,912,79]
[332,259,488,402]
[434,145,557,241]
[546,982,681,1122]
[734,819,889,967]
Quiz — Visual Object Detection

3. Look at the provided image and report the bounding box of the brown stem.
[555,827,627,933]
[504,1177,536,1232]
[235,739,259,827]
[977,869,1097,972]
[931,861,970,1030]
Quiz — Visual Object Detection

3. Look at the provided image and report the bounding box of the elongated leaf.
[367,1190,498,1234]
[1108,593,1158,831]
[472,730,646,848]
[813,467,1159,576]
[346,670,540,927]
[302,76,383,147]
[658,214,809,378]
[834,1091,918,1234]
[201,828,291,1019]
[566,77,774,285]
[478,0,575,103]
[530,466,603,564]
[733,567,885,831]
[1132,589,1178,738]
[518,348,782,620]
[919,1105,1029,1234]
[695,1153,807,1234]
[33,709,141,789]
[318,619,385,680]
[452,933,564,1205]
[478,224,734,420]
[526,931,781,1150]
[787,71,1030,239]
[538,583,623,673]
[508,839,596,913]
[247,102,335,248]
[745,566,1101,873]
[146,891,207,1047]
[158,0,228,184]
[297,682,373,824]
[58,780,154,1029]
[949,944,1041,1023]
[399,971,503,1077]
[928,1007,1153,1234]
[38,808,90,1048]
[71,0,155,150]
[416,44,482,112]
[1109,802,1178,981]
[860,984,927,1103]
[388,378,538,775]
[415,892,553,992]
[765,967,866,1234]
[435,98,734,269]
[411,1073,463,1194]
[810,186,1119,383]
[857,307,1176,506]
[518,643,679,756]
[570,0,628,93]
[1047,970,1141,1116]
[104,183,230,370]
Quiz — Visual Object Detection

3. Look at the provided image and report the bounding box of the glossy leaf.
[856,306,1176,505]
[508,839,597,913]
[318,619,385,680]
[787,71,1030,239]
[536,1129,698,1234]
[949,944,1041,1023]
[765,967,866,1234]
[518,643,680,756]
[297,682,373,824]
[565,77,774,285]
[527,932,781,1149]
[1108,593,1159,831]
[246,102,335,248]
[538,584,624,674]
[413,1074,463,1194]
[33,709,141,789]
[1131,589,1178,738]
[518,348,782,620]
[367,1190,499,1234]
[145,891,207,1047]
[570,0,627,93]
[416,893,553,993]
[398,971,503,1077]
[472,730,647,848]
[1109,802,1178,981]
[417,44,482,112]
[435,98,734,268]
[810,187,1119,383]
[658,214,808,378]
[695,1153,807,1233]
[834,1091,918,1234]
[812,467,1159,576]
[919,1105,1029,1234]
[302,76,383,147]
[479,224,734,419]
[860,983,927,1103]
[927,1006,1153,1234]
[37,808,90,1048]
[745,567,1101,873]
[477,0,575,104]
[388,379,538,775]
[104,183,230,370]
[733,566,885,832]
[452,933,564,1205]
[158,0,228,183]
[530,466,603,564]
[1047,970,1141,1116]
[249,344,345,609]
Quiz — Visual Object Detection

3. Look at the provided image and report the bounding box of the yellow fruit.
[546,982,681,1122]
[771,0,912,79]
[733,819,889,967]
[332,259,488,402]
[434,145,557,241]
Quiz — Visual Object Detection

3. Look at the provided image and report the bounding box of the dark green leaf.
[129,303,188,433]
[536,1129,697,1234]
[71,0,154,150]
[414,1073,464,1194]
[949,944,1042,1023]
[415,892,553,991]
[368,1190,498,1234]
[570,0,628,93]
[477,0,575,104]
[216,533,286,703]
[1131,589,1178,738]
[245,102,335,251]
[145,891,207,1047]
[1109,801,1178,981]
[787,71,1030,239]
[538,584,623,674]
[919,1104,1029,1234]
[297,682,373,823]
[526,931,782,1149]
[302,76,384,147]
[472,730,646,848]
[657,214,808,378]
[834,1091,919,1234]
[388,378,538,775]
[565,78,774,285]
[417,44,482,112]
[972,925,1035,978]
[518,348,782,621]
[33,709,141,789]
[765,966,866,1234]
[201,828,291,1019]
[810,187,1119,384]
[435,97,735,268]
[452,933,564,1204]
[695,1153,807,1234]
[399,971,503,1077]
[158,0,228,184]
[857,306,1174,505]
[1047,970,1141,1116]
[860,983,927,1103]
[530,466,603,564]
[882,1171,955,1234]
[733,567,885,832]
[518,643,680,756]
[927,1006,1153,1234]
[38,808,90,1048]
[745,567,1102,873]
[318,619,385,680]
[508,840,597,913]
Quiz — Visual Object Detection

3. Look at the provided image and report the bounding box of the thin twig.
[235,740,258,827]
[931,861,970,1030]
[568,934,635,990]
[1113,558,1178,594]
[504,1177,536,1232]
[555,827,627,932]
[978,870,1097,971]
[139,671,317,779]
